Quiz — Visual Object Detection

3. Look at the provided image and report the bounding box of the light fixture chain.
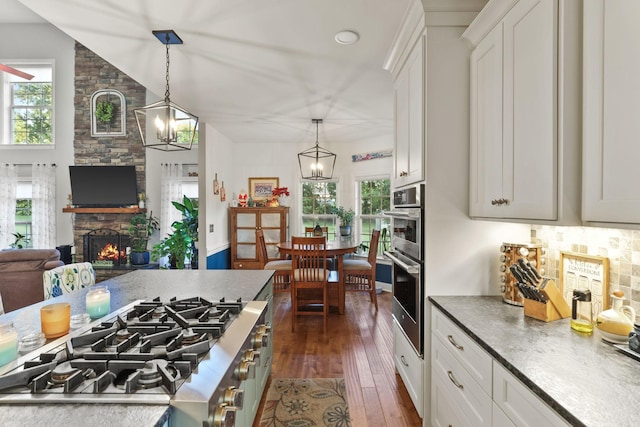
[164,41,171,103]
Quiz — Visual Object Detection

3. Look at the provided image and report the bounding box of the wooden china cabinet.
[229,206,289,269]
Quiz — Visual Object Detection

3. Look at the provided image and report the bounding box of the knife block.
[523,279,571,322]
[500,242,543,307]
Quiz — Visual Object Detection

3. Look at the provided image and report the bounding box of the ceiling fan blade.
[0,64,35,80]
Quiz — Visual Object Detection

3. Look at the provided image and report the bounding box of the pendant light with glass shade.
[134,30,198,151]
[298,119,336,180]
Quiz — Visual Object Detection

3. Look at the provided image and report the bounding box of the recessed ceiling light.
[334,30,359,45]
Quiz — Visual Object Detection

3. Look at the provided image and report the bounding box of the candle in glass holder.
[40,303,71,339]
[0,323,18,367]
[86,286,110,319]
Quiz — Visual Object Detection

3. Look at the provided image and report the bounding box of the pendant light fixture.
[134,30,198,151]
[298,119,336,180]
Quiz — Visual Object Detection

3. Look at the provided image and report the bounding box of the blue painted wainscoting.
[206,248,231,269]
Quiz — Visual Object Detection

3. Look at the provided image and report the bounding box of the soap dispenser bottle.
[596,290,636,343]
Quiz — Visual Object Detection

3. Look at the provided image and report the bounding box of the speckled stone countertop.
[429,296,638,427]
[0,269,274,427]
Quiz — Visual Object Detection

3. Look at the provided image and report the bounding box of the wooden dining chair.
[256,229,291,293]
[290,236,330,332]
[343,229,380,311]
[304,226,335,270]
[304,226,329,237]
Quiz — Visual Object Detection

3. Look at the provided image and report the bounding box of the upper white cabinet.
[393,34,425,187]
[467,0,558,220]
[583,0,640,224]
[388,13,425,188]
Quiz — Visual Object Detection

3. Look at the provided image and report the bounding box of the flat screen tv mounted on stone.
[69,165,138,207]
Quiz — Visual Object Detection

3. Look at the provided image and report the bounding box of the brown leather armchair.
[0,249,64,313]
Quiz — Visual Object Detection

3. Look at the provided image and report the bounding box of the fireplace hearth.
[83,229,130,266]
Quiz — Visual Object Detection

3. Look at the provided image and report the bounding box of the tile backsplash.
[531,225,640,320]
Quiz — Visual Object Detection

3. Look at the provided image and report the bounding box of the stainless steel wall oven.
[384,184,424,357]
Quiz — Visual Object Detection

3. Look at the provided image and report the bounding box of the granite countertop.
[0,269,274,427]
[429,296,638,427]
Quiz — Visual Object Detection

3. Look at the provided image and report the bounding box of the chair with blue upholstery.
[43,262,96,299]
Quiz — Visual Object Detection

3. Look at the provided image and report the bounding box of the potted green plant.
[128,212,159,265]
[331,206,355,236]
[171,195,199,268]
[9,232,29,249]
[151,229,192,269]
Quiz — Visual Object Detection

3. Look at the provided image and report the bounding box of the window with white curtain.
[0,164,56,249]
[15,179,33,248]
[159,163,198,238]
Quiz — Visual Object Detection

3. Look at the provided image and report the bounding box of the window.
[14,178,33,248]
[358,177,391,256]
[1,62,53,145]
[301,181,337,239]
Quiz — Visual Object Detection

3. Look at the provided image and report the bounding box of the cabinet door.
[259,211,283,260]
[235,211,258,262]
[393,320,424,417]
[493,362,570,427]
[583,0,640,223]
[502,0,557,220]
[470,23,503,217]
[394,35,425,187]
[431,369,475,427]
[470,0,557,220]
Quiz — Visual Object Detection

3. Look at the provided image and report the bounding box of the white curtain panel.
[32,164,57,248]
[0,164,18,248]
[160,163,184,238]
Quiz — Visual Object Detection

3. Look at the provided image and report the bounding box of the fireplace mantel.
[63,207,145,214]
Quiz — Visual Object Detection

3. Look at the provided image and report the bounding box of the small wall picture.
[249,177,279,201]
[220,181,226,201]
[213,173,219,195]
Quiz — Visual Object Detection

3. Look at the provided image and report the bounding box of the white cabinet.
[393,319,424,417]
[467,0,559,220]
[393,31,425,187]
[431,332,492,427]
[431,308,492,427]
[493,362,570,427]
[431,307,570,427]
[583,0,640,224]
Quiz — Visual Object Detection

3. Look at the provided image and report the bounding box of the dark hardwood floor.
[253,290,422,426]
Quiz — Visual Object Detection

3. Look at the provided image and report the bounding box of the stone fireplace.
[69,43,148,282]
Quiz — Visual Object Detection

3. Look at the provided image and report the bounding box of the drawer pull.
[447,370,464,390]
[400,355,409,367]
[447,335,464,351]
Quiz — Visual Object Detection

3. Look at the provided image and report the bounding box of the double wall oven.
[384,184,424,357]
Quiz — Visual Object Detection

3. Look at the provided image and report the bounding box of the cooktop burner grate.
[0,296,245,402]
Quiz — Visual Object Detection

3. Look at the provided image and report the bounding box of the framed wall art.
[559,252,610,315]
[249,177,279,200]
[90,89,126,137]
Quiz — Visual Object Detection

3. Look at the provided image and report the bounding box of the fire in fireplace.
[83,229,130,266]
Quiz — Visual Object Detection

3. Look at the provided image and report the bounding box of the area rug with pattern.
[258,378,351,427]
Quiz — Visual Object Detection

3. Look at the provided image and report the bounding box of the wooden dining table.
[277,239,358,315]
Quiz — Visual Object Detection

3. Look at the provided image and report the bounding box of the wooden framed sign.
[559,252,610,315]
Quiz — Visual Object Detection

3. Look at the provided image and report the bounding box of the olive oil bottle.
[571,289,593,333]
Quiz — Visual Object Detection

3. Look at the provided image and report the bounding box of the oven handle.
[383,251,421,275]
[383,210,420,219]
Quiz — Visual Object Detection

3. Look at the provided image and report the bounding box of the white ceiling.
[8,0,415,145]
